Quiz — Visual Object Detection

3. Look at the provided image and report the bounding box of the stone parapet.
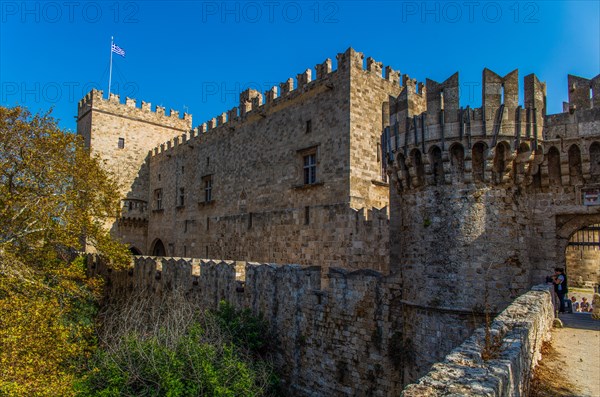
[402,285,554,397]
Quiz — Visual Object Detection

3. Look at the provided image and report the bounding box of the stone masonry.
[387,69,600,380]
[79,48,600,393]
[77,48,399,273]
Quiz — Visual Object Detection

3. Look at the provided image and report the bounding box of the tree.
[0,106,130,396]
[0,105,129,265]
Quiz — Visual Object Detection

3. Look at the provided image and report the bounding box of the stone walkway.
[548,313,600,397]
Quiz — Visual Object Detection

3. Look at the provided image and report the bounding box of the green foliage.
[78,300,279,396]
[0,253,102,397]
[212,300,270,356]
[0,106,129,395]
[0,105,130,268]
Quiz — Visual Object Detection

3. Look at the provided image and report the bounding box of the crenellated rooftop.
[148,47,402,158]
[78,88,192,131]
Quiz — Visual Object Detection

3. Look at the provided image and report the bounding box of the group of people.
[569,296,593,313]
[550,267,594,313]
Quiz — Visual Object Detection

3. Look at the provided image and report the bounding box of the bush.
[77,296,279,396]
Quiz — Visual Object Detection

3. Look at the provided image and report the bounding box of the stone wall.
[79,48,398,272]
[387,70,600,381]
[89,255,405,396]
[89,255,555,396]
[402,285,554,397]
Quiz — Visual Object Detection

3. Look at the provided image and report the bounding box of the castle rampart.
[89,254,405,395]
[387,70,600,380]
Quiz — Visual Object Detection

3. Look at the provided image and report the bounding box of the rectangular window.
[306,119,312,133]
[118,137,125,149]
[178,188,185,207]
[203,175,213,202]
[303,153,317,185]
[154,188,163,210]
[248,212,253,229]
[206,217,210,231]
[304,206,310,225]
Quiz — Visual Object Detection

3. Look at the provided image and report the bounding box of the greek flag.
[111,43,126,57]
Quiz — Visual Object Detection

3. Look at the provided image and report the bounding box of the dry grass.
[528,341,580,397]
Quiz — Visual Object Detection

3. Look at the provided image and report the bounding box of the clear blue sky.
[1,1,598,131]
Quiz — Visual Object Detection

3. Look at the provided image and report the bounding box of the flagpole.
[108,36,114,97]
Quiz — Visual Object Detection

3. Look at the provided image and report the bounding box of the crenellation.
[109,92,120,103]
[336,47,364,72]
[227,107,239,121]
[141,100,152,111]
[315,58,332,79]
[385,66,400,85]
[568,74,592,110]
[297,68,312,86]
[170,109,179,119]
[265,86,278,103]
[207,118,216,130]
[125,97,136,107]
[592,74,600,107]
[217,112,227,126]
[366,57,383,76]
[279,78,294,95]
[156,105,165,116]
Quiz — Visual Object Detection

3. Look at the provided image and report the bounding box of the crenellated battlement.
[148,47,402,158]
[87,254,388,304]
[385,70,599,191]
[77,88,192,131]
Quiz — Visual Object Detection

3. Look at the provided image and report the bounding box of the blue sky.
[1,1,598,131]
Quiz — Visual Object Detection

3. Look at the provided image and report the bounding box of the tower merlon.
[316,58,332,79]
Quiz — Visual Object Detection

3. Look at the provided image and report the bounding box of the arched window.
[396,153,411,190]
[515,142,530,181]
[429,146,444,185]
[589,142,600,182]
[130,246,142,255]
[411,149,425,187]
[449,143,465,182]
[547,146,562,186]
[472,142,487,183]
[568,144,583,185]
[151,239,166,256]
[492,142,509,185]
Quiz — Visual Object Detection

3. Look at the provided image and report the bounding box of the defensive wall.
[386,70,600,379]
[88,255,555,396]
[88,254,405,395]
[402,285,554,396]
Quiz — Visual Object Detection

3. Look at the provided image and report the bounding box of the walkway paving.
[546,312,600,397]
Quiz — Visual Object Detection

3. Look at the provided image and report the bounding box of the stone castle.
[78,48,600,394]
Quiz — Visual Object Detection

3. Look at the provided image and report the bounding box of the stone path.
[549,313,600,397]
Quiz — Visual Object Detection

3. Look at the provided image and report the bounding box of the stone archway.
[129,246,142,255]
[150,239,166,256]
[564,223,600,289]
[556,213,600,288]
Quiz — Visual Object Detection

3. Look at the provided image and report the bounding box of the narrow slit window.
[118,137,125,149]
